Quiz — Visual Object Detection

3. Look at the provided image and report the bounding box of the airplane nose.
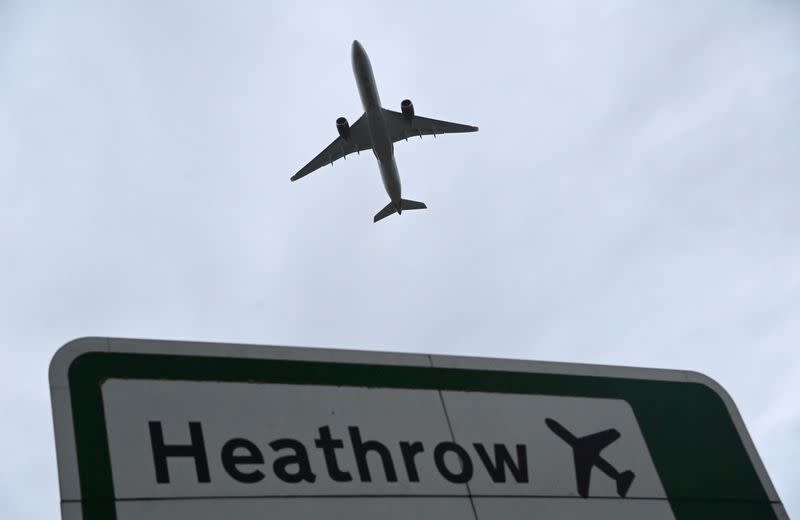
[353,40,367,57]
[351,40,367,71]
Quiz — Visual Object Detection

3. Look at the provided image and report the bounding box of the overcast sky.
[1,1,799,517]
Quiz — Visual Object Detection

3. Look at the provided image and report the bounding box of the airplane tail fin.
[616,470,635,497]
[373,199,427,223]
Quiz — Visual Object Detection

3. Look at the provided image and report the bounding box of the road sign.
[50,337,787,519]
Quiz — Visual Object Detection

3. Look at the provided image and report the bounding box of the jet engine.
[336,117,350,140]
[401,99,415,120]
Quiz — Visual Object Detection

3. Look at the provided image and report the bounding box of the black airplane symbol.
[545,418,635,499]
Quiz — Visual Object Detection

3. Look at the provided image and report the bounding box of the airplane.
[290,40,478,223]
[545,417,636,499]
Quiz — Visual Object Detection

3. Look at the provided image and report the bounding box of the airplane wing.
[579,428,621,454]
[290,114,372,181]
[383,109,478,142]
[574,454,593,499]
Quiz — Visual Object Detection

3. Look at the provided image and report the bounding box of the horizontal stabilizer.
[374,202,396,223]
[617,470,635,498]
[400,199,427,211]
[373,199,428,223]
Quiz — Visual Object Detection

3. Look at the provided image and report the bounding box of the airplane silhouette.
[545,418,635,499]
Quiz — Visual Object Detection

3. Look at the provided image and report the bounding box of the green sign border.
[67,352,778,519]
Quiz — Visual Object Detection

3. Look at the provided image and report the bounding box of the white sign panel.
[50,338,786,520]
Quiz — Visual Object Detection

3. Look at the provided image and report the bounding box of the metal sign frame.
[50,337,786,519]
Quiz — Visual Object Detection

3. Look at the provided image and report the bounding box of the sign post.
[50,337,787,519]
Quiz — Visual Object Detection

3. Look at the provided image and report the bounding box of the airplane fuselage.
[351,41,402,209]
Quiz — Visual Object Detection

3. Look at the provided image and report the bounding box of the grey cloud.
[1,1,799,517]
